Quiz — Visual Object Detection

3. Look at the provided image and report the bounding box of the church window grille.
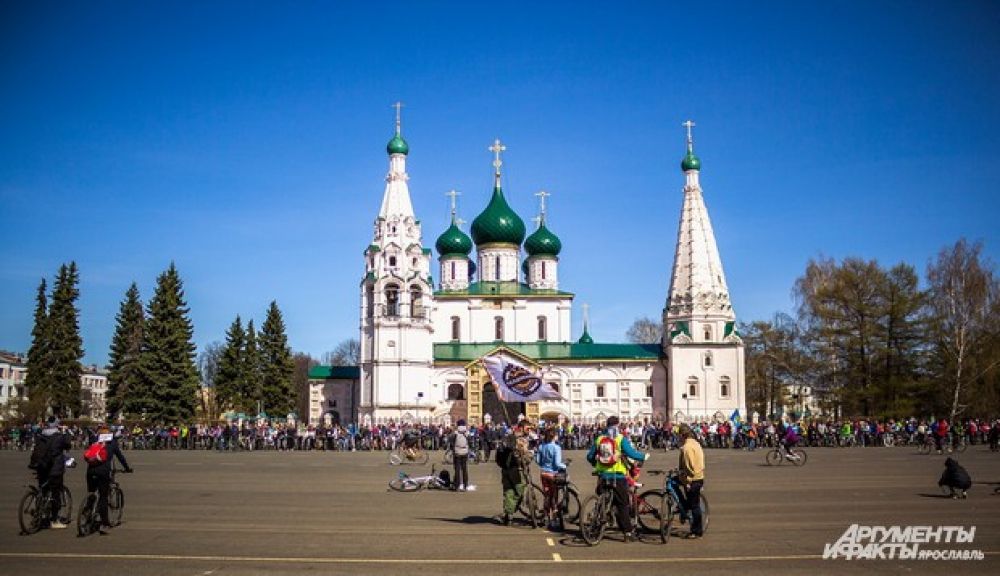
[409,287,423,318]
[384,285,399,317]
[451,317,460,341]
[494,317,504,341]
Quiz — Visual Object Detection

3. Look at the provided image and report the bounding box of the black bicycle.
[19,478,72,534]
[550,460,582,531]
[77,468,127,536]
[659,468,710,542]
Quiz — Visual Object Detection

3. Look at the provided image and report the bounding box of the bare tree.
[626,317,662,344]
[323,338,360,366]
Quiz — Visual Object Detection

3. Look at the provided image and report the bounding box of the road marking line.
[552,553,562,562]
[545,538,554,547]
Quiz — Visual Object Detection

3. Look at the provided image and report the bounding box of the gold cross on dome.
[489,138,506,173]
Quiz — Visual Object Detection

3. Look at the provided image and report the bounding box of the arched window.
[494,316,504,341]
[409,286,422,318]
[451,316,460,341]
[548,382,559,394]
[365,286,375,318]
[495,256,501,280]
[537,316,547,341]
[447,383,464,400]
[704,352,713,367]
[596,384,605,398]
[719,376,731,398]
[687,376,699,398]
[703,324,712,341]
[388,256,397,268]
[384,284,399,317]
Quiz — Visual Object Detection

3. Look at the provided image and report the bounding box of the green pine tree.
[242,319,261,414]
[107,283,146,419]
[259,301,295,416]
[24,278,52,411]
[214,315,246,413]
[47,263,84,418]
[139,263,199,424]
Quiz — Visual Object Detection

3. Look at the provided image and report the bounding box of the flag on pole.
[482,355,562,402]
[729,409,741,424]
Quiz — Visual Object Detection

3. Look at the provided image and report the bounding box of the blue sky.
[2,1,998,366]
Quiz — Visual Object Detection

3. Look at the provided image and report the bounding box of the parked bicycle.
[658,468,710,542]
[516,460,545,529]
[442,443,486,465]
[551,460,582,532]
[78,467,128,536]
[579,470,662,545]
[388,465,450,492]
[765,444,808,466]
[18,478,72,535]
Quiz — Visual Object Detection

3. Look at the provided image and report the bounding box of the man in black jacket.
[86,427,132,532]
[938,457,972,499]
[31,417,71,529]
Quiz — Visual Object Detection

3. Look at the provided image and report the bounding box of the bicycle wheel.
[765,449,782,466]
[518,482,544,528]
[389,450,402,465]
[18,491,41,534]
[415,450,430,465]
[659,492,675,543]
[77,494,97,537]
[698,493,710,534]
[556,485,582,531]
[109,485,125,526]
[635,489,666,532]
[791,449,808,467]
[57,485,73,525]
[579,495,607,545]
[388,477,421,492]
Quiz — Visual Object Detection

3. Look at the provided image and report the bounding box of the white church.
[307,110,745,427]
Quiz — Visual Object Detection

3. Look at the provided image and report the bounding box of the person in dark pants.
[86,427,132,532]
[677,423,705,538]
[449,420,471,491]
[32,417,71,529]
[586,415,648,542]
[938,457,972,499]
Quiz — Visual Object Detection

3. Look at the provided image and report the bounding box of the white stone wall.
[527,256,558,290]
[439,256,470,291]
[431,297,572,343]
[476,246,521,282]
[666,343,745,422]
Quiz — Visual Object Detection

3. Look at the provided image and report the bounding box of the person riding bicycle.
[782,422,800,459]
[586,415,648,542]
[28,416,71,529]
[85,426,133,533]
[402,427,420,460]
[535,427,567,530]
[677,423,705,539]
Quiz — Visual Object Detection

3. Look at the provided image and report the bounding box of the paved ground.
[1,444,998,575]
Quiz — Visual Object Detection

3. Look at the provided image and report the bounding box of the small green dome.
[681,151,700,171]
[435,221,473,257]
[471,186,526,246]
[524,222,562,257]
[387,134,409,155]
[578,326,594,344]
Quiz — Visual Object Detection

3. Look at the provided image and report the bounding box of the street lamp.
[416,392,423,424]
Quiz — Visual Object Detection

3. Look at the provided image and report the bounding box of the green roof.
[471,185,526,246]
[524,222,562,256]
[308,366,361,379]
[387,134,409,155]
[681,151,701,172]
[435,220,473,257]
[434,342,660,362]
[435,281,573,298]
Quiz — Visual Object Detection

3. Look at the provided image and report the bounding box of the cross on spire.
[489,138,506,175]
[392,101,404,135]
[582,302,590,326]
[446,189,461,220]
[682,119,695,153]
[534,190,550,223]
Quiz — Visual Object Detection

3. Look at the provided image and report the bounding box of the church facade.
[309,111,745,427]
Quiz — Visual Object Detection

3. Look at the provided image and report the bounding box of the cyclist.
[677,423,705,539]
[85,427,132,533]
[781,421,800,459]
[28,416,71,529]
[586,415,648,542]
[535,427,567,530]
[402,426,420,460]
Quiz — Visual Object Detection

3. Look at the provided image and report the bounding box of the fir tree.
[24,278,52,410]
[46,263,84,418]
[139,263,199,424]
[107,283,146,419]
[214,315,245,413]
[259,301,295,415]
[243,319,261,414]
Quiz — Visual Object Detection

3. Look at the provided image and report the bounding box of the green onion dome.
[524,222,562,257]
[471,186,526,246]
[435,221,473,257]
[387,134,409,155]
[681,150,700,171]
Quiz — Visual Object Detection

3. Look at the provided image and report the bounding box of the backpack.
[453,432,469,457]
[84,441,108,465]
[596,435,619,466]
[28,433,54,471]
[438,468,452,488]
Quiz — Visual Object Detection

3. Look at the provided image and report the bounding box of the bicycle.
[389,444,429,465]
[765,444,808,466]
[658,468,710,542]
[516,460,545,529]
[78,468,128,536]
[550,461,582,532]
[388,465,450,492]
[579,474,640,545]
[442,444,486,465]
[19,478,73,535]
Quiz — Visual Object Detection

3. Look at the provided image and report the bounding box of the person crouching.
[938,457,972,499]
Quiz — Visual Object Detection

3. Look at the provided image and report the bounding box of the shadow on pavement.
[916,493,953,499]
[420,515,502,525]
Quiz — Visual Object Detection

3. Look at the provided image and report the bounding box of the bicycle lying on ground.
[19,478,73,535]
[388,465,450,492]
[658,468,710,543]
[78,467,129,536]
[765,444,808,466]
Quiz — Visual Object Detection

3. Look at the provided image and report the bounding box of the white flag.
[482,355,561,402]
